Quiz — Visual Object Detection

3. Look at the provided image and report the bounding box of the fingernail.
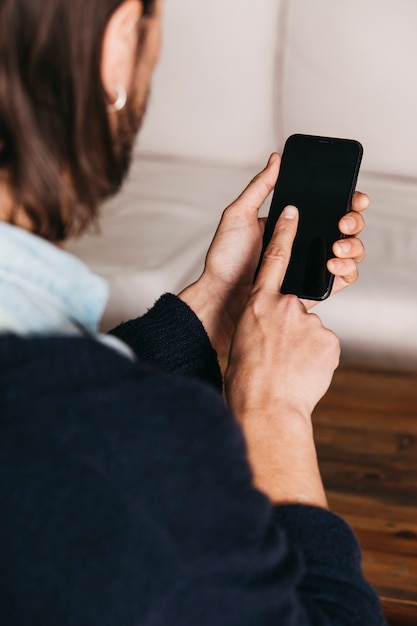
[329,260,344,272]
[336,240,351,254]
[342,217,356,232]
[283,205,298,219]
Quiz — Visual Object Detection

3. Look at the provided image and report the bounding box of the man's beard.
[109,87,149,195]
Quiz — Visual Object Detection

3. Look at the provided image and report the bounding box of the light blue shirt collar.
[0,222,108,336]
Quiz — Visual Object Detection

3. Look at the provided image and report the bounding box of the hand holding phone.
[256,134,363,300]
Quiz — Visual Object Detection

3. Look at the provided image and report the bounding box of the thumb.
[229,153,281,216]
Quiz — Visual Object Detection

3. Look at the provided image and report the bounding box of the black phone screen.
[258,134,363,300]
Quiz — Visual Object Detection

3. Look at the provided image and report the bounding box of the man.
[0,1,386,624]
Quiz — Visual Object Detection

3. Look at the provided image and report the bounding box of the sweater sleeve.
[272,505,387,624]
[108,293,223,390]
[135,378,386,626]
[1,346,386,626]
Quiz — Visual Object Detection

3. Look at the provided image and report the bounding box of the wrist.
[235,406,328,509]
[178,276,239,356]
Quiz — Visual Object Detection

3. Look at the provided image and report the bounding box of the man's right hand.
[224,205,340,507]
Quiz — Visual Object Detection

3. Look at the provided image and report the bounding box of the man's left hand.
[179,153,369,355]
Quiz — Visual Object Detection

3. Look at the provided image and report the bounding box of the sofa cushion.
[68,157,255,330]
[277,0,417,178]
[137,0,282,166]
[68,156,417,368]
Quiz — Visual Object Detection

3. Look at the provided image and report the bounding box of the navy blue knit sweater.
[0,294,386,625]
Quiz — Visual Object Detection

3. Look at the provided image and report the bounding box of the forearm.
[238,406,328,508]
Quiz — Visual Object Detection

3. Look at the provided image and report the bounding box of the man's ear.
[101,0,143,104]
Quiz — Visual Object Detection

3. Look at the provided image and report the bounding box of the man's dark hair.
[0,0,154,241]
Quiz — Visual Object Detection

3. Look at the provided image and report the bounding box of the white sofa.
[68,0,417,369]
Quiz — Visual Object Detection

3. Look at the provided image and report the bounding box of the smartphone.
[256,134,363,300]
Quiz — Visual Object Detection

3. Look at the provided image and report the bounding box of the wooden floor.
[313,363,417,626]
